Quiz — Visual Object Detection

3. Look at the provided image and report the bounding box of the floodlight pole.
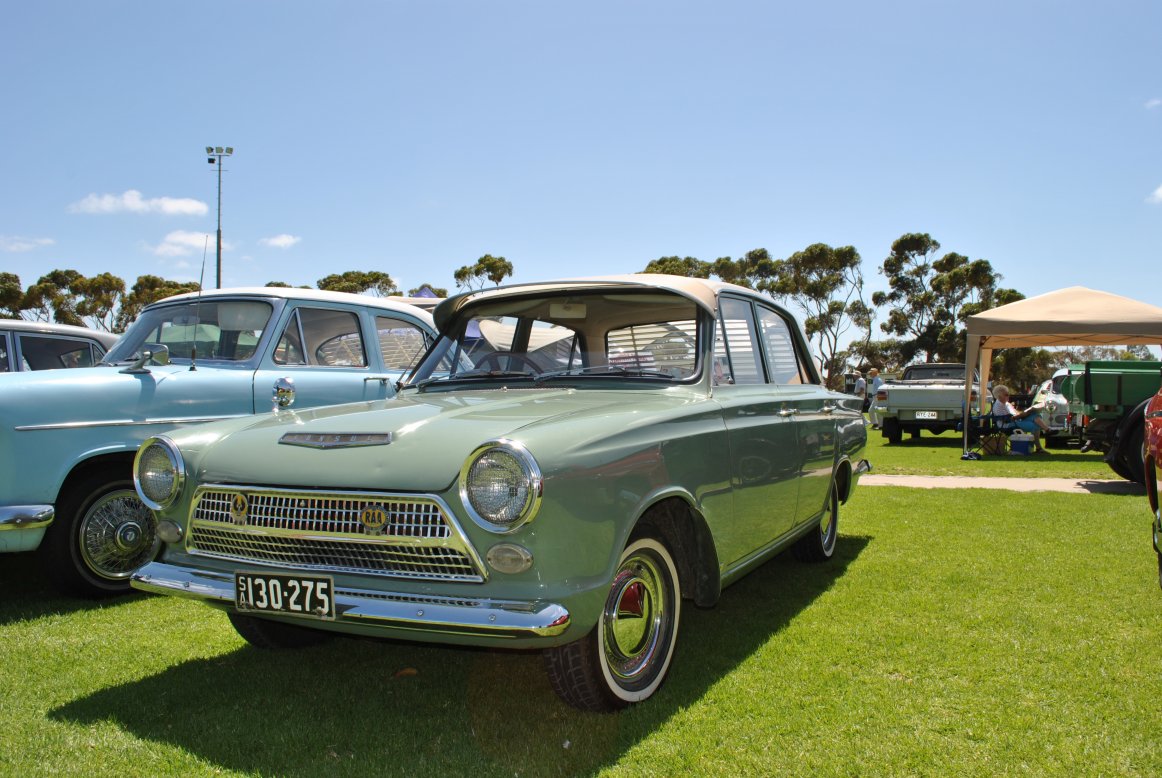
[205,146,234,289]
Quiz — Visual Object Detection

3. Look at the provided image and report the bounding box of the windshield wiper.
[535,365,674,384]
[410,369,536,391]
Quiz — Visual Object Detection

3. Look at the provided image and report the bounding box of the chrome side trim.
[131,562,571,638]
[0,505,54,530]
[15,415,247,432]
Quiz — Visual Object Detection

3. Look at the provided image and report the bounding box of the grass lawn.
[2,453,1159,776]
[862,424,1119,479]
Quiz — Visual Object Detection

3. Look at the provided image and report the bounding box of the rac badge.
[360,505,389,535]
[230,493,249,526]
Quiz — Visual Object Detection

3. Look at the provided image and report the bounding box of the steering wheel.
[477,351,539,372]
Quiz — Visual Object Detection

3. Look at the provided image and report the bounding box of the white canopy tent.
[961,286,1162,452]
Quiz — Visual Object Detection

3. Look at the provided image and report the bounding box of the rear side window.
[714,298,764,385]
[755,307,808,385]
[0,333,10,372]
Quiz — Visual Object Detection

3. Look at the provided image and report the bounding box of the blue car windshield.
[404,291,702,388]
[103,300,273,364]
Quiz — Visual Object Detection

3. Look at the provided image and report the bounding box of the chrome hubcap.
[602,551,669,685]
[79,489,159,581]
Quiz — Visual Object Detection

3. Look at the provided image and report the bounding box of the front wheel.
[43,473,159,597]
[544,536,681,712]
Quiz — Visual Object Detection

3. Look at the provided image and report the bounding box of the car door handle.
[363,375,397,384]
[821,404,836,414]
[778,408,799,417]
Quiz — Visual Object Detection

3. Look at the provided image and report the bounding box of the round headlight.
[460,440,542,532]
[134,436,185,511]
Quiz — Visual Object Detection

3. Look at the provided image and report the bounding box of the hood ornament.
[279,432,394,449]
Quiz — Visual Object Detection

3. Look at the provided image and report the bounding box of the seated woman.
[991,384,1051,454]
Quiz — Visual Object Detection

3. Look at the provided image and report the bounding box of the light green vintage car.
[131,275,869,711]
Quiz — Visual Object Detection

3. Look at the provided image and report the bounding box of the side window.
[17,335,99,370]
[0,333,10,372]
[274,308,367,367]
[756,306,807,385]
[715,298,764,385]
[376,316,430,370]
[273,311,306,365]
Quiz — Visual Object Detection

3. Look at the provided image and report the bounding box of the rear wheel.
[43,472,159,597]
[544,535,681,712]
[794,482,839,562]
[228,612,335,649]
[882,418,902,445]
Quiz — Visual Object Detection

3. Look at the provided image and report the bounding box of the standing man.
[853,371,867,412]
[867,368,884,428]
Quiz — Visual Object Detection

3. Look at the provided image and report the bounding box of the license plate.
[235,572,336,619]
[914,411,938,420]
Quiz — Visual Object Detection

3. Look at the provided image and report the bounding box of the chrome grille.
[187,486,484,583]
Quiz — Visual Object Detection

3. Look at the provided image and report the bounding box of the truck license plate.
[914,411,938,420]
[235,572,335,619]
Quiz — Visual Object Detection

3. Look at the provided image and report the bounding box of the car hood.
[0,364,255,428]
[190,386,710,493]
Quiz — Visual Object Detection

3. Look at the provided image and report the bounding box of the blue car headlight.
[459,440,542,533]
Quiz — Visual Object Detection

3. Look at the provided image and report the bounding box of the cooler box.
[1010,432,1034,455]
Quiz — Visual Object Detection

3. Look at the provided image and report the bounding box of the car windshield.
[103,300,273,364]
[404,290,702,389]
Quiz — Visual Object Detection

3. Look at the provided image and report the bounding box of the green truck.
[1063,360,1162,483]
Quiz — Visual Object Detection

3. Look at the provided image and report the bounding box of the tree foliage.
[316,270,398,297]
[454,255,513,290]
[641,256,711,278]
[0,272,24,319]
[711,248,777,289]
[873,233,1021,364]
[766,243,866,390]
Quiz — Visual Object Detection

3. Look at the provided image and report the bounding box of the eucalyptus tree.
[454,254,513,290]
[874,233,1021,363]
[316,270,398,296]
[641,256,711,277]
[0,272,24,319]
[765,243,866,390]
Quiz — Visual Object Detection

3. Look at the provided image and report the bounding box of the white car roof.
[151,287,436,326]
[433,273,758,331]
[0,319,120,347]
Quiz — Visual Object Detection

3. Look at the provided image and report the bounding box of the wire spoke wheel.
[78,487,159,580]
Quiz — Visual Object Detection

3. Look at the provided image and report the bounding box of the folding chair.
[960,409,1016,459]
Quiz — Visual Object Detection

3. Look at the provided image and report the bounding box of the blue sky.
[2,1,1160,314]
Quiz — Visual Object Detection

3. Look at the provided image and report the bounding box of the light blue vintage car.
[0,287,436,596]
[131,275,869,710]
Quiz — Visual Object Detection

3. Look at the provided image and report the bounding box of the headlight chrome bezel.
[134,435,186,511]
[459,439,543,534]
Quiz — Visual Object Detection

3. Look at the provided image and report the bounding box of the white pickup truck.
[873,363,978,444]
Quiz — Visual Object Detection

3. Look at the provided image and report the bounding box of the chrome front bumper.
[0,505,54,530]
[132,561,571,639]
